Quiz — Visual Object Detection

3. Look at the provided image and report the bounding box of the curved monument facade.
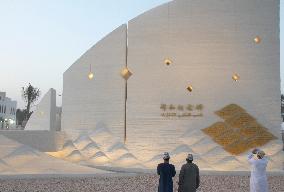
[60,0,283,171]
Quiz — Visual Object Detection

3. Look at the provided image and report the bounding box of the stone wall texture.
[61,0,283,171]
[62,25,127,139]
[126,0,280,159]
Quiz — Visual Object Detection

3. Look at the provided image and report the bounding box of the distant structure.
[0,89,65,152]
[0,92,17,129]
[25,88,59,131]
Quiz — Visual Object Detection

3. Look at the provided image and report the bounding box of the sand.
[0,174,283,192]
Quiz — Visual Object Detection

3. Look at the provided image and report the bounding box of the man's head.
[186,154,193,163]
[256,150,265,159]
[163,152,170,162]
[252,148,259,154]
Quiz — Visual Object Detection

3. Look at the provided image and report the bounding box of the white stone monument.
[58,0,283,171]
[25,88,57,131]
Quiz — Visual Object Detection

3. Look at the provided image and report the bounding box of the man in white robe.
[248,149,269,192]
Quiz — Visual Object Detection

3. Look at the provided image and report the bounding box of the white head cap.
[186,154,193,161]
[257,150,265,159]
[163,152,170,160]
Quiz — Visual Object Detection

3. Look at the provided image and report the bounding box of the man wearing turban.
[248,149,269,192]
[157,152,176,192]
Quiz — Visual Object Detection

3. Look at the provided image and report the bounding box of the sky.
[0,0,282,109]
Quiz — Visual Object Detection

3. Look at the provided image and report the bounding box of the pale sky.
[0,0,282,109]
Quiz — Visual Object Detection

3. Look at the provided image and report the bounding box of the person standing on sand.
[248,148,268,192]
[178,154,200,192]
[157,152,176,192]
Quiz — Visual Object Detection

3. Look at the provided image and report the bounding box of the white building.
[0,92,17,129]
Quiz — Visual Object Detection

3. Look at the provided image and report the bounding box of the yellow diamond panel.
[224,140,250,155]
[248,131,277,146]
[214,131,242,146]
[203,104,277,155]
[239,122,266,137]
[202,122,231,138]
[215,104,246,120]
[225,112,256,129]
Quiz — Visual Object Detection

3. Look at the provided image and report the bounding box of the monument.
[19,0,284,171]
[57,0,283,171]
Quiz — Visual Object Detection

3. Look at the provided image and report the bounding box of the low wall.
[0,130,66,152]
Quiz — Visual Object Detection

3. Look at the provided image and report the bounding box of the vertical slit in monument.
[124,80,127,144]
[231,0,238,83]
[167,2,169,52]
[124,24,128,144]
[164,2,172,66]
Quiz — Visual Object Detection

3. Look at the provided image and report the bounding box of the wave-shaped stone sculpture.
[0,135,107,174]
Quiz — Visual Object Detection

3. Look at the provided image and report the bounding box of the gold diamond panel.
[215,104,246,120]
[203,122,231,138]
[214,131,242,146]
[225,112,256,129]
[203,104,277,155]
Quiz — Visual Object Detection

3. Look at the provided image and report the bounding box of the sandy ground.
[0,174,283,192]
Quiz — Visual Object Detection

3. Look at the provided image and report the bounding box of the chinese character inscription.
[160,104,204,118]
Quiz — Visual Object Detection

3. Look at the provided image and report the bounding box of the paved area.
[0,174,283,192]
